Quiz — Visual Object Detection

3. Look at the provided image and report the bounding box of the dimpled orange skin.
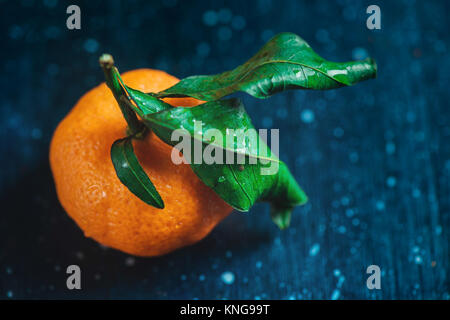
[50,69,233,257]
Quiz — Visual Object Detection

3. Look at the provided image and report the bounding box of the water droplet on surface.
[386,176,397,188]
[301,109,315,123]
[375,201,385,211]
[386,142,396,155]
[221,271,235,285]
[331,289,340,300]
[309,243,320,256]
[203,10,218,26]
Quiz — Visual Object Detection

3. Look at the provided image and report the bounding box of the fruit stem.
[99,54,145,136]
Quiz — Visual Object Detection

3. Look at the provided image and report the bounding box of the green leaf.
[111,136,164,209]
[154,32,377,101]
[143,98,307,226]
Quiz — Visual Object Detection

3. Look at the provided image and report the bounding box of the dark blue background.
[0,0,449,299]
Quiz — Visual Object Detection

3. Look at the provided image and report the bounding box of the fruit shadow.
[0,160,273,298]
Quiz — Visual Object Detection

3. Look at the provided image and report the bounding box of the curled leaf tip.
[271,207,292,230]
[368,57,378,77]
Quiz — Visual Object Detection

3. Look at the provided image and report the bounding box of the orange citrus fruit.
[50,69,233,257]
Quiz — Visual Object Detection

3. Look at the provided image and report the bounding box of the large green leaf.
[111,136,164,209]
[143,98,307,228]
[154,32,377,101]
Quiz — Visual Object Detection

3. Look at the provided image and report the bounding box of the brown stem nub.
[99,53,114,69]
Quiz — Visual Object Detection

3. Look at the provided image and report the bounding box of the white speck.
[256,261,263,269]
[7,291,13,298]
[199,274,206,281]
[414,256,423,265]
[333,269,341,277]
[122,163,129,168]
[125,257,135,267]
[309,243,320,256]
[221,271,235,285]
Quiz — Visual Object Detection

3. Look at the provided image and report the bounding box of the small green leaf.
[155,32,377,101]
[144,98,307,225]
[111,136,164,209]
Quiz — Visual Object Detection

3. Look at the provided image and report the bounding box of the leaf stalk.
[99,53,145,136]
